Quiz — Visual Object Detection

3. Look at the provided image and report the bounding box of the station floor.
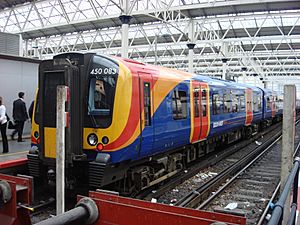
[0,135,30,157]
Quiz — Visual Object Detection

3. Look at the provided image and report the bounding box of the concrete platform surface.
[0,136,31,155]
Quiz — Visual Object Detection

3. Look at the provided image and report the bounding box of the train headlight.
[87,133,98,146]
[34,131,39,138]
[102,136,109,144]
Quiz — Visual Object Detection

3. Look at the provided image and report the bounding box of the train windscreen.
[43,71,65,127]
[88,55,118,128]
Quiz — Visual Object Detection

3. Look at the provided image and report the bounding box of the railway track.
[172,119,300,225]
[139,122,282,201]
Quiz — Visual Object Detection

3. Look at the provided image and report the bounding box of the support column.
[24,39,28,57]
[33,39,39,59]
[187,19,196,73]
[241,67,247,83]
[263,80,267,89]
[281,85,296,224]
[187,43,196,73]
[222,58,228,80]
[154,35,158,65]
[19,34,23,57]
[119,15,132,58]
[271,81,274,91]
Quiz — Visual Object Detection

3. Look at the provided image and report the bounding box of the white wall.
[0,58,38,135]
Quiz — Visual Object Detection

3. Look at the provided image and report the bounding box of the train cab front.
[27,52,124,191]
[27,53,92,188]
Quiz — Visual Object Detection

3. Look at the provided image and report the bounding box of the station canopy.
[0,0,299,89]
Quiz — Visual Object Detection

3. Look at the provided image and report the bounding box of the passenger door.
[138,72,154,157]
[245,88,253,125]
[190,81,210,142]
[199,83,210,140]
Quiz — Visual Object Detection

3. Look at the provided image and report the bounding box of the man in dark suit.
[11,92,29,142]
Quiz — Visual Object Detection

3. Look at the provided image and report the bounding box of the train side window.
[257,94,262,111]
[193,88,199,117]
[223,93,231,113]
[144,82,151,126]
[212,93,221,115]
[240,95,245,112]
[172,90,187,120]
[253,93,262,112]
[232,94,239,113]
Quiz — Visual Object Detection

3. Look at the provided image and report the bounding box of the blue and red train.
[27,52,283,193]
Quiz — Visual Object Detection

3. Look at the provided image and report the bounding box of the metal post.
[24,39,28,57]
[188,49,194,73]
[242,67,247,83]
[271,81,274,91]
[187,19,195,73]
[119,0,132,58]
[187,43,196,73]
[19,34,23,57]
[56,85,68,214]
[154,35,157,65]
[33,39,38,59]
[222,58,228,80]
[121,23,129,58]
[281,85,296,224]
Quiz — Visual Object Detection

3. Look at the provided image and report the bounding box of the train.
[27,52,283,194]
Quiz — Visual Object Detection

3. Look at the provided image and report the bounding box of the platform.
[0,137,30,172]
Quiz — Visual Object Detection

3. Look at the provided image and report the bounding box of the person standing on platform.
[11,92,29,142]
[0,97,9,153]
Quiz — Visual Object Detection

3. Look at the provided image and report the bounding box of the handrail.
[268,157,300,225]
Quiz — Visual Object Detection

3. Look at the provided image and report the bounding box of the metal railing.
[268,157,300,225]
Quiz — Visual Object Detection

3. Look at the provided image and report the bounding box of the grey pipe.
[35,197,99,225]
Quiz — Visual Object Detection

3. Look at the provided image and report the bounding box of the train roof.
[53,52,264,93]
[193,74,263,92]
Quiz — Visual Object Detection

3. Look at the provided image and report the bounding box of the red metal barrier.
[0,158,27,169]
[0,174,32,225]
[79,191,246,225]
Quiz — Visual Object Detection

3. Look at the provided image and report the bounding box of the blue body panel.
[100,77,281,164]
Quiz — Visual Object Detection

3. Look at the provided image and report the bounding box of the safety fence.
[268,157,300,225]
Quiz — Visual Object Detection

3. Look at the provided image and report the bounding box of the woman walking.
[0,97,9,153]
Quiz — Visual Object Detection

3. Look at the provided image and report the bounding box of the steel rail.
[176,130,282,208]
[177,118,300,209]
[198,119,300,210]
[139,123,282,200]
[197,135,282,210]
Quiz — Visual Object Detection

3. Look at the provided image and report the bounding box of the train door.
[138,72,154,157]
[190,82,210,142]
[199,83,210,140]
[190,81,201,143]
[245,88,253,125]
[271,95,276,117]
[40,65,82,163]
